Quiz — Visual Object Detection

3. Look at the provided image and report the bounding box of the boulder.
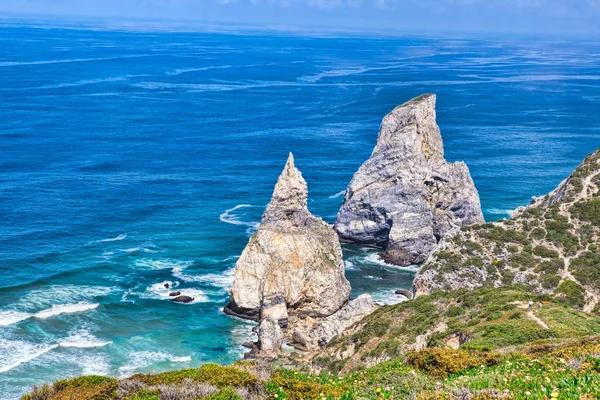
[444,332,471,349]
[171,295,194,303]
[291,294,376,350]
[335,94,484,266]
[169,291,181,297]
[257,318,283,358]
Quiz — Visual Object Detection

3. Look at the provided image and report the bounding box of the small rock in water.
[164,282,170,289]
[169,291,181,297]
[171,295,194,303]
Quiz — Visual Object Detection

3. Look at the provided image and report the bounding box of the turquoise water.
[1,24,599,398]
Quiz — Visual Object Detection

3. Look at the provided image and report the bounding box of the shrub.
[535,258,564,275]
[269,370,347,400]
[556,280,586,308]
[205,387,243,400]
[530,227,546,240]
[571,199,600,226]
[53,376,116,392]
[533,246,559,259]
[51,382,118,400]
[570,252,600,288]
[509,252,537,269]
[540,274,560,289]
[20,385,54,400]
[131,365,256,388]
[464,241,483,254]
[545,219,579,252]
[157,379,218,400]
[405,348,499,377]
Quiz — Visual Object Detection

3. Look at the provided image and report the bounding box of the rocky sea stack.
[225,154,373,356]
[335,94,484,266]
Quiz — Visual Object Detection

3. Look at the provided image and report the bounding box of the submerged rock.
[335,94,484,266]
[225,153,351,321]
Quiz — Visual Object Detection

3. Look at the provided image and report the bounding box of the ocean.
[1,23,599,399]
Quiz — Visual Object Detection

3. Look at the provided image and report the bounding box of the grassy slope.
[23,287,600,400]
[309,286,600,374]
[414,148,600,312]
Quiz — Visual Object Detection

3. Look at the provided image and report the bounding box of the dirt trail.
[527,311,549,329]
[513,302,549,329]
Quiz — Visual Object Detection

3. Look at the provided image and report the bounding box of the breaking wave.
[58,329,112,348]
[0,339,59,373]
[219,204,260,234]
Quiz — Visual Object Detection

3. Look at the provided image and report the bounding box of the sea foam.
[0,284,110,326]
[98,233,127,242]
[328,190,345,199]
[0,311,30,327]
[0,339,59,373]
[118,351,192,376]
[34,303,99,319]
[58,329,112,348]
[219,204,260,234]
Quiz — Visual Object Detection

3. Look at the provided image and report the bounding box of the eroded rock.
[291,294,376,350]
[335,94,484,266]
[225,153,356,356]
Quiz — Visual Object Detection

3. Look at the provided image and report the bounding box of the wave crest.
[219,204,260,235]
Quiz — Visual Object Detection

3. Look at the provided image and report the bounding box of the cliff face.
[335,94,484,266]
[225,154,374,356]
[414,148,600,312]
[226,153,351,321]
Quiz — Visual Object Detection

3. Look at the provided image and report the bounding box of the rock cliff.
[335,94,484,266]
[226,153,368,356]
[225,153,351,321]
[414,148,600,312]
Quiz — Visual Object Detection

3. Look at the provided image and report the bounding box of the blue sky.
[1,0,599,36]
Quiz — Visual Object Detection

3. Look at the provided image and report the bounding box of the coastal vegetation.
[22,329,600,399]
[414,148,600,312]
[23,287,600,400]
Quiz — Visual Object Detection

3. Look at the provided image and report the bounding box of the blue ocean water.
[1,24,599,398]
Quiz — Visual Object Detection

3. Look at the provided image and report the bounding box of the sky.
[1,0,599,36]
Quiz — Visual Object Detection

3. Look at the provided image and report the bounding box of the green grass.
[322,286,600,373]
[24,338,600,400]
